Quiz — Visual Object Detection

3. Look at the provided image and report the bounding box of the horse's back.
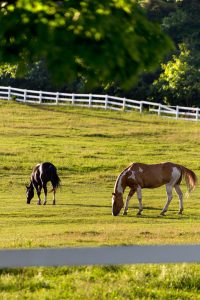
[31,162,57,183]
[128,162,181,188]
[40,162,57,178]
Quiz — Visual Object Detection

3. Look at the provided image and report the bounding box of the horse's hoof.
[37,202,41,205]
[178,211,183,215]
[137,212,142,217]
[160,212,166,216]
[123,211,127,215]
[43,202,46,205]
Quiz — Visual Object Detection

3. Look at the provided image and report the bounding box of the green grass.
[1,264,200,300]
[0,99,200,299]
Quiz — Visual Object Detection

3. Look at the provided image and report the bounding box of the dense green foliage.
[151,0,200,106]
[0,100,200,298]
[0,0,173,89]
[1,1,199,106]
[100,0,200,106]
[153,44,200,106]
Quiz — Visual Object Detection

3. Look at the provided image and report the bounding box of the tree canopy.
[0,0,173,88]
[152,0,200,106]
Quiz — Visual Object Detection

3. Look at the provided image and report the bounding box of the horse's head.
[112,192,124,216]
[26,183,34,204]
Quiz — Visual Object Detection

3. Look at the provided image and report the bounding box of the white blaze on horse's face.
[112,193,124,216]
[26,185,34,204]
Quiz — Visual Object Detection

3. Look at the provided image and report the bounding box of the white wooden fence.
[1,86,200,268]
[0,85,200,121]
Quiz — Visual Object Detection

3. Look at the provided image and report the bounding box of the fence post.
[56,92,59,105]
[72,93,75,105]
[176,106,179,119]
[105,95,108,109]
[89,94,92,107]
[39,91,42,104]
[158,104,161,116]
[123,97,126,111]
[196,108,199,121]
[140,102,143,114]
[8,86,11,100]
[24,89,27,103]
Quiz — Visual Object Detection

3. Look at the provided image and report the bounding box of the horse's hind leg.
[174,184,183,214]
[123,188,135,215]
[52,188,56,205]
[136,186,143,216]
[43,184,47,205]
[161,184,173,216]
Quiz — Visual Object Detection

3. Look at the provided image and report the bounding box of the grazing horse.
[26,162,60,205]
[112,162,197,216]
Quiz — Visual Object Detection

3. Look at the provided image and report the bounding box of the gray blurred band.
[0,245,200,268]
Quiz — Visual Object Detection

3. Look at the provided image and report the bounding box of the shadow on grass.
[29,104,160,126]
[59,203,110,208]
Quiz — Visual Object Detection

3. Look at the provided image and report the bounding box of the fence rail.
[0,245,200,268]
[0,86,200,121]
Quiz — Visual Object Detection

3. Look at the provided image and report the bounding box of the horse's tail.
[180,166,197,196]
[51,166,61,190]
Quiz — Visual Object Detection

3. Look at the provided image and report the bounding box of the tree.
[0,0,173,89]
[150,0,200,106]
[152,44,200,106]
[126,0,200,106]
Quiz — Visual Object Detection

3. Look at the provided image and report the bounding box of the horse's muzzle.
[112,211,119,216]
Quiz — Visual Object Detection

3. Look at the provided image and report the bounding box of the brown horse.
[112,162,197,216]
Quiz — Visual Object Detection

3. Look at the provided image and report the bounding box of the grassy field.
[0,99,200,299]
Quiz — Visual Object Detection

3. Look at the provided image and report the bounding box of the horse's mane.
[32,163,40,173]
[114,163,134,192]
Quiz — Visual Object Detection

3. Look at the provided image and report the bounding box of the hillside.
[1,100,200,299]
[0,99,200,248]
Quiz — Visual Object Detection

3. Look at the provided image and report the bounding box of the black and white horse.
[26,162,61,205]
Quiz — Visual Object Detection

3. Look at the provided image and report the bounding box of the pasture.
[0,99,200,299]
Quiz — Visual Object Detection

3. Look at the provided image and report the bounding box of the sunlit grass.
[1,264,200,299]
[0,100,200,299]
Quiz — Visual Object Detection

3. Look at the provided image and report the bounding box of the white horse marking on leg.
[136,185,143,215]
[174,184,183,214]
[123,188,135,215]
[161,184,173,215]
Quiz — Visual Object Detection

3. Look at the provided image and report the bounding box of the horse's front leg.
[123,188,135,215]
[136,186,143,216]
[35,185,42,205]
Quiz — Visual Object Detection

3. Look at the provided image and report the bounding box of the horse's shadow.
[59,203,110,208]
